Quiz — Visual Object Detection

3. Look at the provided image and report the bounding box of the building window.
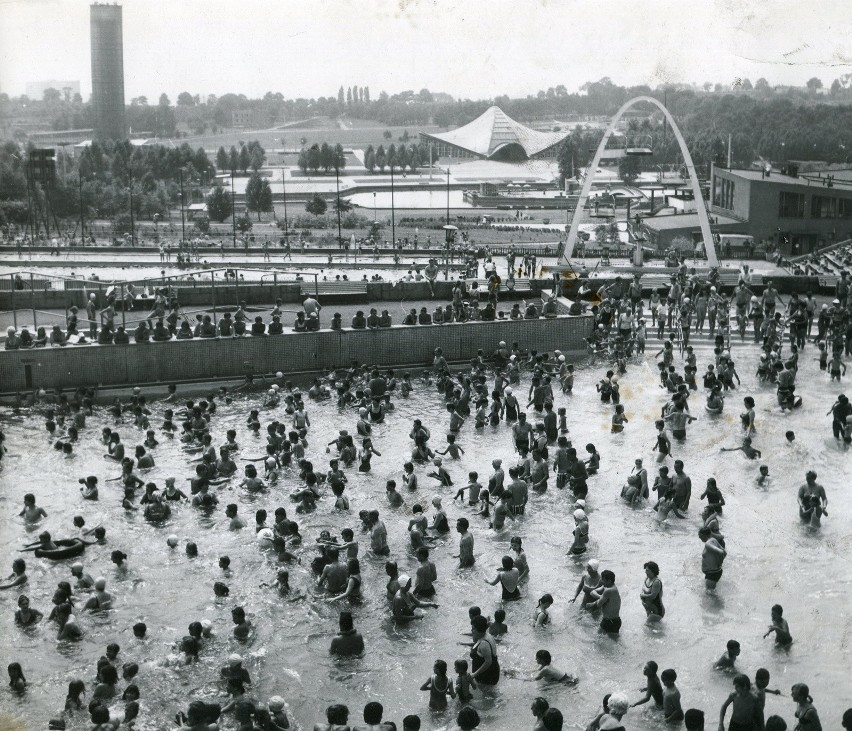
[810,195,837,219]
[838,198,852,218]
[778,191,805,218]
[713,176,735,210]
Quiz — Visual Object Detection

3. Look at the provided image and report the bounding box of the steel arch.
[559,96,718,268]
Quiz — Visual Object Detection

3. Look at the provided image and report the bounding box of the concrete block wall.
[0,316,593,393]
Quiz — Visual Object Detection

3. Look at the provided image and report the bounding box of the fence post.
[120,284,126,329]
[234,270,239,308]
[30,273,37,332]
[10,274,17,330]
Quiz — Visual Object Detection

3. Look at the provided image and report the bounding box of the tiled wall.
[0,316,593,392]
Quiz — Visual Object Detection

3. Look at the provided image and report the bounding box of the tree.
[235,214,253,233]
[177,91,195,106]
[245,173,272,220]
[249,146,264,172]
[238,145,250,173]
[346,87,352,105]
[206,185,233,222]
[333,143,346,172]
[740,78,753,91]
[831,79,842,96]
[594,224,608,247]
[364,144,376,173]
[397,144,409,171]
[159,93,170,106]
[307,144,321,173]
[618,155,641,185]
[607,219,621,246]
[334,197,352,213]
[216,146,228,171]
[297,148,309,173]
[387,143,397,171]
[408,145,420,172]
[364,86,370,103]
[806,77,823,93]
[305,193,327,216]
[755,77,770,93]
[375,145,386,172]
[320,142,332,173]
[229,146,239,173]
[337,86,345,106]
[383,129,392,140]
[43,87,61,104]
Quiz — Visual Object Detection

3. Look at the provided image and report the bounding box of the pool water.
[0,335,850,730]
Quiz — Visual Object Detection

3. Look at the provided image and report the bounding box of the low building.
[640,212,743,251]
[710,167,852,255]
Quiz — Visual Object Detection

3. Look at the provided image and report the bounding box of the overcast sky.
[1,0,850,101]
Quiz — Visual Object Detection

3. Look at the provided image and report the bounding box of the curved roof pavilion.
[420,106,569,161]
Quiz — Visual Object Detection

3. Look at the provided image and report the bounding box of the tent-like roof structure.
[421,106,569,160]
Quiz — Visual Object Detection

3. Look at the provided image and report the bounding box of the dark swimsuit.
[471,638,500,685]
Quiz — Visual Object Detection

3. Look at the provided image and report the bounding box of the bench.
[300,282,369,298]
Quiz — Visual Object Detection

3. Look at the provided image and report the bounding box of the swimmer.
[718,674,763,731]
[533,649,578,684]
[763,604,793,646]
[455,518,475,568]
[714,639,741,669]
[84,577,113,610]
[756,465,770,487]
[700,527,727,591]
[632,661,664,708]
[19,493,47,523]
[0,559,28,590]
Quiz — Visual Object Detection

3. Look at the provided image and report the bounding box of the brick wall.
[0,316,593,392]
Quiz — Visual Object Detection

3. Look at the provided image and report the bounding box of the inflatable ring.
[34,539,86,560]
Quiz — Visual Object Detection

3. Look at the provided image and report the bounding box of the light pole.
[373,191,377,222]
[153,212,160,242]
[335,165,342,247]
[128,164,135,246]
[390,164,395,249]
[230,168,237,248]
[179,168,186,244]
[446,167,450,227]
[282,168,288,241]
[78,173,85,242]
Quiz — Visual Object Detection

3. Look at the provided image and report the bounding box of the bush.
[235,215,253,233]
[194,214,211,234]
[0,200,29,225]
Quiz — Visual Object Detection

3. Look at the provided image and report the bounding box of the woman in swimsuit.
[639,561,665,619]
[570,559,601,607]
[357,439,381,473]
[470,615,500,686]
[486,555,521,600]
[533,594,553,627]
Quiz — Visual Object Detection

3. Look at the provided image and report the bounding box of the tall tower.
[90,3,126,141]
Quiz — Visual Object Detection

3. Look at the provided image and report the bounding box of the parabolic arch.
[559,95,718,268]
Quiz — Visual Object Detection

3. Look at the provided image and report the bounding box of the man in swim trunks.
[699,527,726,590]
[587,569,622,634]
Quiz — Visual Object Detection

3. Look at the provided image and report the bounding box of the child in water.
[453,659,477,703]
[421,659,455,710]
[763,604,792,646]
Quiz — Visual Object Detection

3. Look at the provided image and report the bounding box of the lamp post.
[446,167,450,226]
[373,191,377,222]
[128,164,135,246]
[153,212,160,242]
[230,168,237,248]
[179,168,186,244]
[78,173,85,242]
[282,168,288,241]
[390,164,395,249]
[335,165,342,247]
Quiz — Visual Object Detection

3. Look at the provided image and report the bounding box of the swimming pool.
[0,336,849,730]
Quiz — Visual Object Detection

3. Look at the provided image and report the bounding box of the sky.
[1,0,851,101]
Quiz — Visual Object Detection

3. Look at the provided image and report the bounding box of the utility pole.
[230,168,237,248]
[390,164,395,248]
[282,167,288,241]
[128,164,135,245]
[446,167,450,226]
[79,174,85,240]
[335,166,342,247]
[179,168,186,244]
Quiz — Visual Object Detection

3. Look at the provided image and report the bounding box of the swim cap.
[257,528,274,543]
[397,573,411,587]
[432,495,442,505]
[573,509,586,520]
[499,341,506,347]
[272,384,280,391]
[587,559,599,571]
[167,535,178,547]
[751,295,758,302]
[559,355,566,362]
[575,499,586,508]
[94,577,106,590]
[229,653,242,664]
[276,372,283,379]
[268,696,285,710]
[710,286,716,291]
[504,387,512,394]
[71,562,83,571]
[833,299,841,304]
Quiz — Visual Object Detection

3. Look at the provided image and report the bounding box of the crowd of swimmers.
[2,260,850,730]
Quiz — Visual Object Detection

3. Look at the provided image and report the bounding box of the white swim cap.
[229,653,242,664]
[257,528,274,542]
[276,371,283,379]
[505,387,512,394]
[71,562,83,571]
[558,355,566,362]
[397,573,411,587]
[587,558,599,571]
[268,696,285,710]
[167,534,178,547]
[573,509,586,520]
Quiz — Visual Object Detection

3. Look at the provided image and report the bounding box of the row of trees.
[214,141,266,173]
[362,142,425,173]
[296,143,346,175]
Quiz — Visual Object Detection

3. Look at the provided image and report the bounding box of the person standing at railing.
[86,293,98,339]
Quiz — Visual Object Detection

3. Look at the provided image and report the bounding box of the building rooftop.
[724,168,852,190]
[642,212,741,231]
